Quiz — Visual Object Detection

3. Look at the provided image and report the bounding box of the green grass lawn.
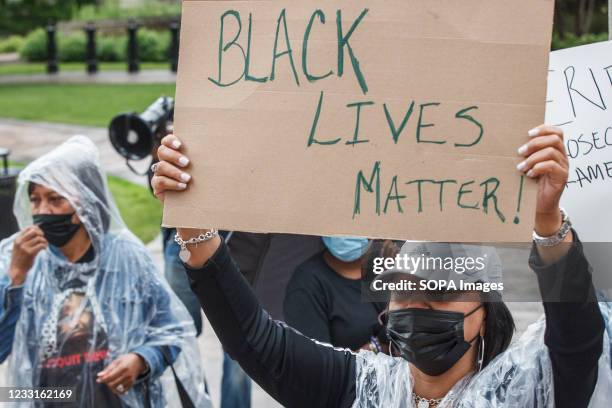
[0,83,175,126]
[108,175,162,244]
[0,62,170,76]
[9,163,162,244]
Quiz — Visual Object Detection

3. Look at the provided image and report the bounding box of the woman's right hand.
[9,226,48,286]
[150,134,192,203]
[151,134,221,268]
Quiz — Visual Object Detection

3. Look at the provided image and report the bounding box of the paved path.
[0,118,147,186]
[0,53,18,63]
[0,69,176,85]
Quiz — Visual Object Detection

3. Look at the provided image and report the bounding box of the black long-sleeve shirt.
[185,234,604,408]
[530,233,604,407]
[284,252,386,350]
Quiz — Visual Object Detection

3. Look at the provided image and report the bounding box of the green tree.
[0,0,80,36]
[554,0,609,38]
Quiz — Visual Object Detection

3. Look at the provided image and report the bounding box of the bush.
[97,36,123,62]
[0,35,25,53]
[0,0,74,36]
[552,32,609,50]
[19,27,171,63]
[73,1,181,21]
[59,32,86,62]
[134,29,170,62]
[19,29,47,62]
[97,32,169,63]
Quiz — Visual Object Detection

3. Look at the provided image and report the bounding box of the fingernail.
[178,182,187,189]
[528,127,539,137]
[516,161,527,171]
[180,173,191,182]
[178,156,189,167]
[517,144,528,156]
[172,140,182,149]
[526,169,535,178]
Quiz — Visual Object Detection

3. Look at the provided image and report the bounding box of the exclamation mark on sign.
[513,175,525,225]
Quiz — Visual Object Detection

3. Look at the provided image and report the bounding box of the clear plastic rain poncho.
[0,136,212,407]
[354,302,612,407]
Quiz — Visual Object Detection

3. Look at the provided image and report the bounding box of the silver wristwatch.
[532,208,572,247]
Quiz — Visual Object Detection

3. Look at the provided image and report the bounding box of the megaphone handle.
[126,158,153,177]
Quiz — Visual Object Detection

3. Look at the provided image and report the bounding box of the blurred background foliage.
[72,0,181,22]
[0,0,180,36]
[0,0,609,50]
[16,28,170,62]
[552,0,609,49]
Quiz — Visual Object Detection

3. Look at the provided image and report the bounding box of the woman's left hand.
[517,125,569,236]
[97,353,148,395]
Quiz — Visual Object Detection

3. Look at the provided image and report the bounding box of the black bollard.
[46,22,58,74]
[127,19,140,73]
[0,148,20,240]
[169,20,179,73]
[85,21,98,74]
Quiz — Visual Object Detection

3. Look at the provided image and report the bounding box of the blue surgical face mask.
[322,236,370,262]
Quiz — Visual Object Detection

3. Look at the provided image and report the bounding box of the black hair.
[481,293,515,367]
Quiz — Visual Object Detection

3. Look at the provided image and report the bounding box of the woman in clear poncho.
[151,125,612,408]
[0,136,211,408]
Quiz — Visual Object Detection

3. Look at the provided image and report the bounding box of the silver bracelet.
[175,229,219,262]
[532,208,571,247]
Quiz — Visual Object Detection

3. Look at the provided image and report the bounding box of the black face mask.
[33,213,81,248]
[386,305,482,376]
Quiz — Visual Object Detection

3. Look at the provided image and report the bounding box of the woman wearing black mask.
[0,136,211,407]
[151,125,609,407]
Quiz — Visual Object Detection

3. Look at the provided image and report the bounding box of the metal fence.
[45,19,179,74]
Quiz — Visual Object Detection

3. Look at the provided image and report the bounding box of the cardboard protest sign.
[164,0,554,242]
[545,41,612,243]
